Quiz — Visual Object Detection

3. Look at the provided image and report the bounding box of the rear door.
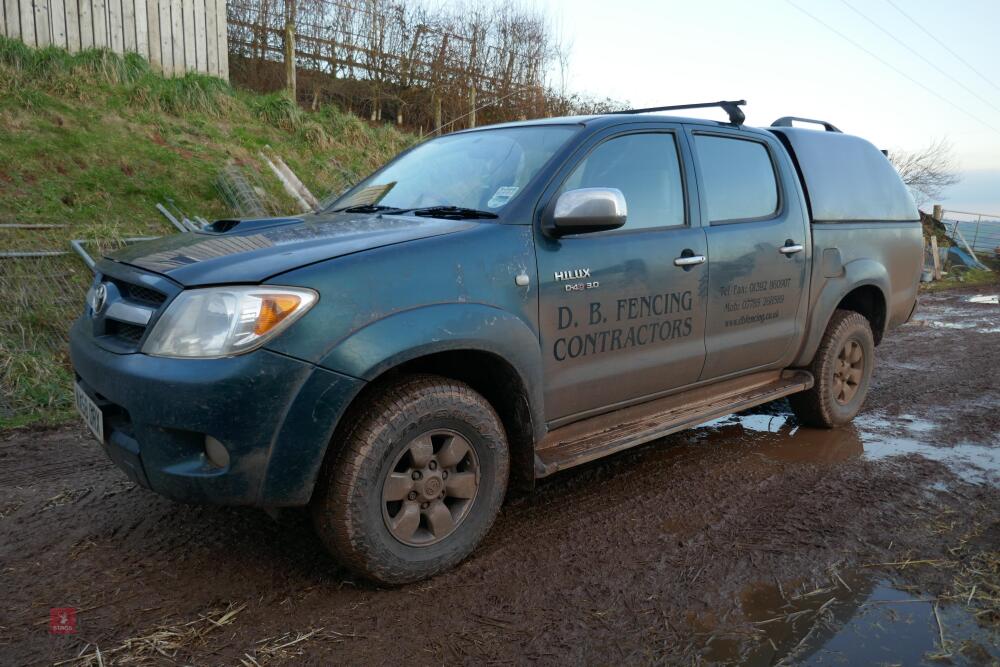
[688,128,810,380]
[535,124,709,423]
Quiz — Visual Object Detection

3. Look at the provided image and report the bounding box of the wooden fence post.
[930,235,942,281]
[284,19,296,99]
[468,85,476,128]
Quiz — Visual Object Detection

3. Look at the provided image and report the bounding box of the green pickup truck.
[70,101,922,584]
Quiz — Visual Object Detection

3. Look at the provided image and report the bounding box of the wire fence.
[942,209,1000,258]
[0,220,162,418]
[0,251,92,418]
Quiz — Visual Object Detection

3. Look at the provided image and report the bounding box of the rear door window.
[694,134,779,222]
[560,133,686,231]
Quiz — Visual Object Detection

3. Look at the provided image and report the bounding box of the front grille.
[110,280,166,307]
[107,320,146,343]
[97,277,169,348]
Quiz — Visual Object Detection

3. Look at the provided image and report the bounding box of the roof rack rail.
[612,100,747,126]
[771,116,842,133]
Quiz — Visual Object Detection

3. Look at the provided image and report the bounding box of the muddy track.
[0,429,110,488]
[1,289,998,665]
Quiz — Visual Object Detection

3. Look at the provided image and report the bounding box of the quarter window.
[560,133,685,230]
[694,135,779,222]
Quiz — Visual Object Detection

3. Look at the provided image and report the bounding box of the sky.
[539,0,1000,215]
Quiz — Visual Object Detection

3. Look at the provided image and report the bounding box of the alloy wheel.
[833,339,864,404]
[381,429,480,546]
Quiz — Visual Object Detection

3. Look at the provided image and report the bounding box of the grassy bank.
[0,37,414,429]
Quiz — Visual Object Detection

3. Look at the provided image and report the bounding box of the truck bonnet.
[107,212,478,286]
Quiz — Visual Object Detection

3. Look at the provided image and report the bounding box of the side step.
[534,370,814,477]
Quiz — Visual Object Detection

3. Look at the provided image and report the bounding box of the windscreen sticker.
[487,186,519,209]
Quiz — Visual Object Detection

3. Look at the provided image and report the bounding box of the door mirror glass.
[551,187,627,235]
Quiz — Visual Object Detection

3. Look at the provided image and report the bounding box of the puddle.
[856,414,999,485]
[725,571,1000,665]
[915,319,1000,334]
[694,410,999,485]
[968,295,998,305]
[911,297,1000,333]
[702,413,865,465]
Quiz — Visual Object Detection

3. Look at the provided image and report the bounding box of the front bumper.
[69,318,363,506]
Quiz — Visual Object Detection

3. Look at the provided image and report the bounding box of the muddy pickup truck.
[70,100,922,584]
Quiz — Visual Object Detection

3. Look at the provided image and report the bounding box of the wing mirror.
[548,187,627,236]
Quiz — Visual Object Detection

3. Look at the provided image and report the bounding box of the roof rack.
[771,116,842,133]
[612,100,747,126]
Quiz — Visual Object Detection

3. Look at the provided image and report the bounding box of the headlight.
[142,286,318,358]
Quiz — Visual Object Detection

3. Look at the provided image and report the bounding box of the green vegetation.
[0,37,414,429]
[920,266,1000,292]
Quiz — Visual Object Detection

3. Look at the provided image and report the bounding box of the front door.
[688,129,810,380]
[536,128,709,423]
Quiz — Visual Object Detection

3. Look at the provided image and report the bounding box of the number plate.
[74,382,104,443]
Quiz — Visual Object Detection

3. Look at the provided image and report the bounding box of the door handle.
[673,254,706,267]
[779,244,804,255]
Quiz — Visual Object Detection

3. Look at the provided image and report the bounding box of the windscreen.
[332,125,579,213]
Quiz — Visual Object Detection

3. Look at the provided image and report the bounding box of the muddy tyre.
[312,375,509,585]
[789,309,875,428]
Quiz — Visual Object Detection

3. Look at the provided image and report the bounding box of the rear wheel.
[789,309,875,428]
[312,375,509,585]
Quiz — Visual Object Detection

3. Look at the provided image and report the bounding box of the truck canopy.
[769,126,918,223]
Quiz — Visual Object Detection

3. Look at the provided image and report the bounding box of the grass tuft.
[298,120,332,149]
[249,91,304,130]
[0,35,36,70]
[0,37,148,85]
[128,72,235,116]
[72,47,150,85]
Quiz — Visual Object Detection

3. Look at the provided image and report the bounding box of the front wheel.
[311,375,509,585]
[789,309,875,428]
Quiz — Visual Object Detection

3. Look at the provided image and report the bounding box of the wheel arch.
[794,258,891,366]
[344,349,538,493]
[836,284,887,344]
[310,304,545,499]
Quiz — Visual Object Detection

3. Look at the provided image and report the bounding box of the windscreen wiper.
[333,204,408,214]
[410,206,499,220]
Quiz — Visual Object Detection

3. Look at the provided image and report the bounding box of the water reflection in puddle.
[911,296,1000,333]
[856,414,999,485]
[727,571,1000,665]
[698,409,999,485]
[700,413,863,465]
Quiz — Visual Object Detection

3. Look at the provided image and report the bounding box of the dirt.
[1,289,998,666]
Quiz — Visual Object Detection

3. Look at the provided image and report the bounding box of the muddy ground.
[1,289,998,666]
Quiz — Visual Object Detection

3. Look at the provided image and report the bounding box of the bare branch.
[227,0,629,129]
[888,138,961,206]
